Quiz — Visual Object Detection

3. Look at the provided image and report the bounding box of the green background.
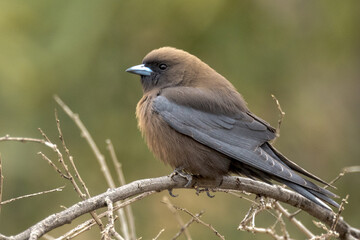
[0,0,359,239]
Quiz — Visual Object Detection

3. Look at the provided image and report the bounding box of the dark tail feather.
[262,143,336,189]
[279,180,333,210]
[308,189,340,208]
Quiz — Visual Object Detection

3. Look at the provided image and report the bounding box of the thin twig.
[55,109,105,228]
[274,202,314,238]
[0,186,64,205]
[331,195,349,232]
[172,211,204,240]
[39,128,104,230]
[54,95,130,239]
[42,234,55,240]
[327,166,360,187]
[106,139,126,186]
[0,135,54,148]
[55,109,92,199]
[0,154,3,211]
[273,209,290,240]
[103,197,124,240]
[53,95,115,188]
[37,152,70,179]
[162,196,192,240]
[162,201,225,240]
[107,139,137,240]
[56,191,155,240]
[152,229,165,240]
[271,94,285,140]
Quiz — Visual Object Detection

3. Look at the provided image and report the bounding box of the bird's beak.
[126,64,153,76]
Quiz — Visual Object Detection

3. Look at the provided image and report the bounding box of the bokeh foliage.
[0,0,359,239]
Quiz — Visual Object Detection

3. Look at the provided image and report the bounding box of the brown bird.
[126,47,338,209]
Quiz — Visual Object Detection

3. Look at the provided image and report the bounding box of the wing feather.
[153,95,337,201]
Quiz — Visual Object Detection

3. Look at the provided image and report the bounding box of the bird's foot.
[170,167,195,188]
[168,189,178,197]
[195,187,215,198]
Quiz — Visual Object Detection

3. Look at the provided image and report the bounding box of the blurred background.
[0,0,359,239]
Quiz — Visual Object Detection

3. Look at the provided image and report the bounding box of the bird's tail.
[261,143,339,209]
[277,179,339,210]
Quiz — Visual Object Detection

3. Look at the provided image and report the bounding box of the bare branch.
[274,202,314,238]
[53,95,115,188]
[39,128,104,230]
[54,95,130,240]
[106,139,137,240]
[162,196,192,240]
[271,94,285,140]
[0,154,3,211]
[56,191,155,240]
[167,203,225,240]
[0,186,64,205]
[152,229,165,240]
[172,211,204,240]
[103,197,124,240]
[331,195,349,232]
[0,176,358,240]
[55,110,91,199]
[0,135,53,147]
[327,166,360,187]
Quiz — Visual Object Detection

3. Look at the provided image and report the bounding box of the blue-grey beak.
[126,64,153,76]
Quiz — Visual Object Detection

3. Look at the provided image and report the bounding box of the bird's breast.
[136,93,231,178]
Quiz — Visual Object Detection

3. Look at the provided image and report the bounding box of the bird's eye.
[159,64,167,70]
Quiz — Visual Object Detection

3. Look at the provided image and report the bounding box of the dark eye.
[159,63,167,70]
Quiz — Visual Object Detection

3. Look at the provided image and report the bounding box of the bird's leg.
[170,167,194,187]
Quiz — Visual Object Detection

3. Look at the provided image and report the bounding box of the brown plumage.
[126,47,338,209]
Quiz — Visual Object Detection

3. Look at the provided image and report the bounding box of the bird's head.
[126,47,221,93]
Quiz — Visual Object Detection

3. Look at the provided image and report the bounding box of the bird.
[126,47,339,210]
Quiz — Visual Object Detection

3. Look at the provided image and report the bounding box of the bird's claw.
[170,167,195,187]
[168,189,178,197]
[206,190,215,198]
[195,187,215,198]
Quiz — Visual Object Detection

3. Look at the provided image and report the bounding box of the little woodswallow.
[126,47,338,209]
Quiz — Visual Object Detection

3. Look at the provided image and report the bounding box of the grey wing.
[153,96,337,207]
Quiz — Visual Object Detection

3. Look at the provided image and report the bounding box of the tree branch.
[0,175,358,240]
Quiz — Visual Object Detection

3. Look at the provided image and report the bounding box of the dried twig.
[331,195,349,232]
[238,198,285,240]
[274,202,314,238]
[38,127,104,230]
[38,152,69,179]
[106,139,137,240]
[0,135,53,147]
[327,166,360,187]
[0,154,3,211]
[53,95,115,188]
[172,211,204,240]
[162,196,192,240]
[42,234,55,240]
[54,95,130,240]
[0,186,64,205]
[152,229,165,240]
[0,176,359,240]
[55,110,92,199]
[162,200,225,240]
[103,197,124,240]
[271,94,285,141]
[37,128,86,198]
[56,191,155,240]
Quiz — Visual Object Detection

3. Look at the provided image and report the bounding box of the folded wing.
[153,95,338,209]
